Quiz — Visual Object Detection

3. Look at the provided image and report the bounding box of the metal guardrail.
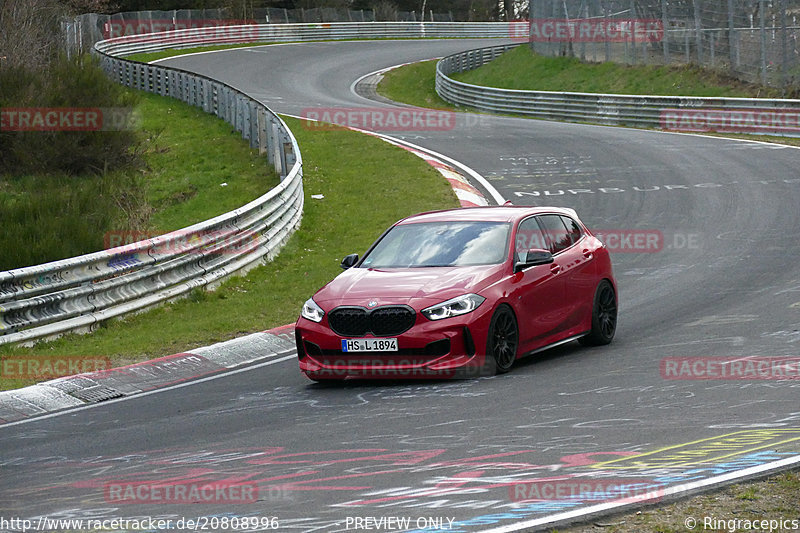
[436,44,800,135]
[0,31,305,345]
[95,21,513,57]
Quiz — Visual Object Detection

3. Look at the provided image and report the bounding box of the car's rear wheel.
[487,305,519,374]
[579,280,617,346]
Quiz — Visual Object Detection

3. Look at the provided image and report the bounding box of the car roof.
[396,206,581,225]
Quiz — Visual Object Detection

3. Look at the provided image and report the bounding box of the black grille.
[328,308,370,336]
[328,306,416,337]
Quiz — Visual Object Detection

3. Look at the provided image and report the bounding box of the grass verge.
[0,92,277,271]
[378,59,452,109]
[138,92,277,232]
[452,45,792,98]
[376,55,800,148]
[0,116,459,390]
[556,469,800,533]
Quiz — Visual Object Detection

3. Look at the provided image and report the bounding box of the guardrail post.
[129,63,137,90]
[280,125,296,170]
[190,77,198,107]
[183,74,191,104]
[218,86,227,121]
[236,94,244,133]
[249,101,260,149]
[258,108,268,156]
[272,122,283,176]
[146,65,153,92]
[175,72,182,101]
[211,81,219,114]
[216,86,224,120]
[201,79,210,112]
[139,63,147,91]
[156,68,166,96]
[265,115,275,164]
[242,98,252,144]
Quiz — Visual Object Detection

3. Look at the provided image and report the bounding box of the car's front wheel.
[579,280,617,346]
[487,305,519,374]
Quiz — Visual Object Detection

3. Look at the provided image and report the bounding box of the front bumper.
[295,309,493,380]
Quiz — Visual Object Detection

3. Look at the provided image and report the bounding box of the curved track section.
[2,39,800,532]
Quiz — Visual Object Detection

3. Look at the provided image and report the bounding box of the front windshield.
[360,221,511,268]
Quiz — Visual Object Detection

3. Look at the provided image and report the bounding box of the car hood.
[313,265,504,308]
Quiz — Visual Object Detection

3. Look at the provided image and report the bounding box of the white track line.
[478,454,800,532]
[0,354,296,429]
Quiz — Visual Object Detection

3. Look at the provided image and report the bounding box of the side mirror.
[341,253,359,269]
[514,248,553,272]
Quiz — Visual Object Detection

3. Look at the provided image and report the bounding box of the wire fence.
[525,0,800,89]
[63,8,454,56]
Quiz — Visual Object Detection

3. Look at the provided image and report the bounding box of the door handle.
[582,249,593,259]
[550,264,561,274]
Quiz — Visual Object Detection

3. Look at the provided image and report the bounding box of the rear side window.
[537,215,572,254]
[515,217,547,255]
[560,216,583,245]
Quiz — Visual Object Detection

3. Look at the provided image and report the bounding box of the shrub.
[0,54,141,175]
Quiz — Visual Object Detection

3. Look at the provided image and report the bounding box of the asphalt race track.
[2,39,800,532]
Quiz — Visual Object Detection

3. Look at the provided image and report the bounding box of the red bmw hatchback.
[295,206,617,381]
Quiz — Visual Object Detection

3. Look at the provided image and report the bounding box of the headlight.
[301,298,325,323]
[422,294,486,321]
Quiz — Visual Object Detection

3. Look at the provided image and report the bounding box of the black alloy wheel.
[579,280,617,346]
[487,305,519,374]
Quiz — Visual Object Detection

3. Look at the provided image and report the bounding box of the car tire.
[579,280,617,346]
[487,305,519,374]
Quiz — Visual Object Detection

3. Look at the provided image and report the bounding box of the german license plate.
[341,338,398,352]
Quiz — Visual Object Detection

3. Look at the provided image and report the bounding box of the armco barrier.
[93,21,513,57]
[436,44,800,135]
[1,22,513,345]
[0,31,305,345]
